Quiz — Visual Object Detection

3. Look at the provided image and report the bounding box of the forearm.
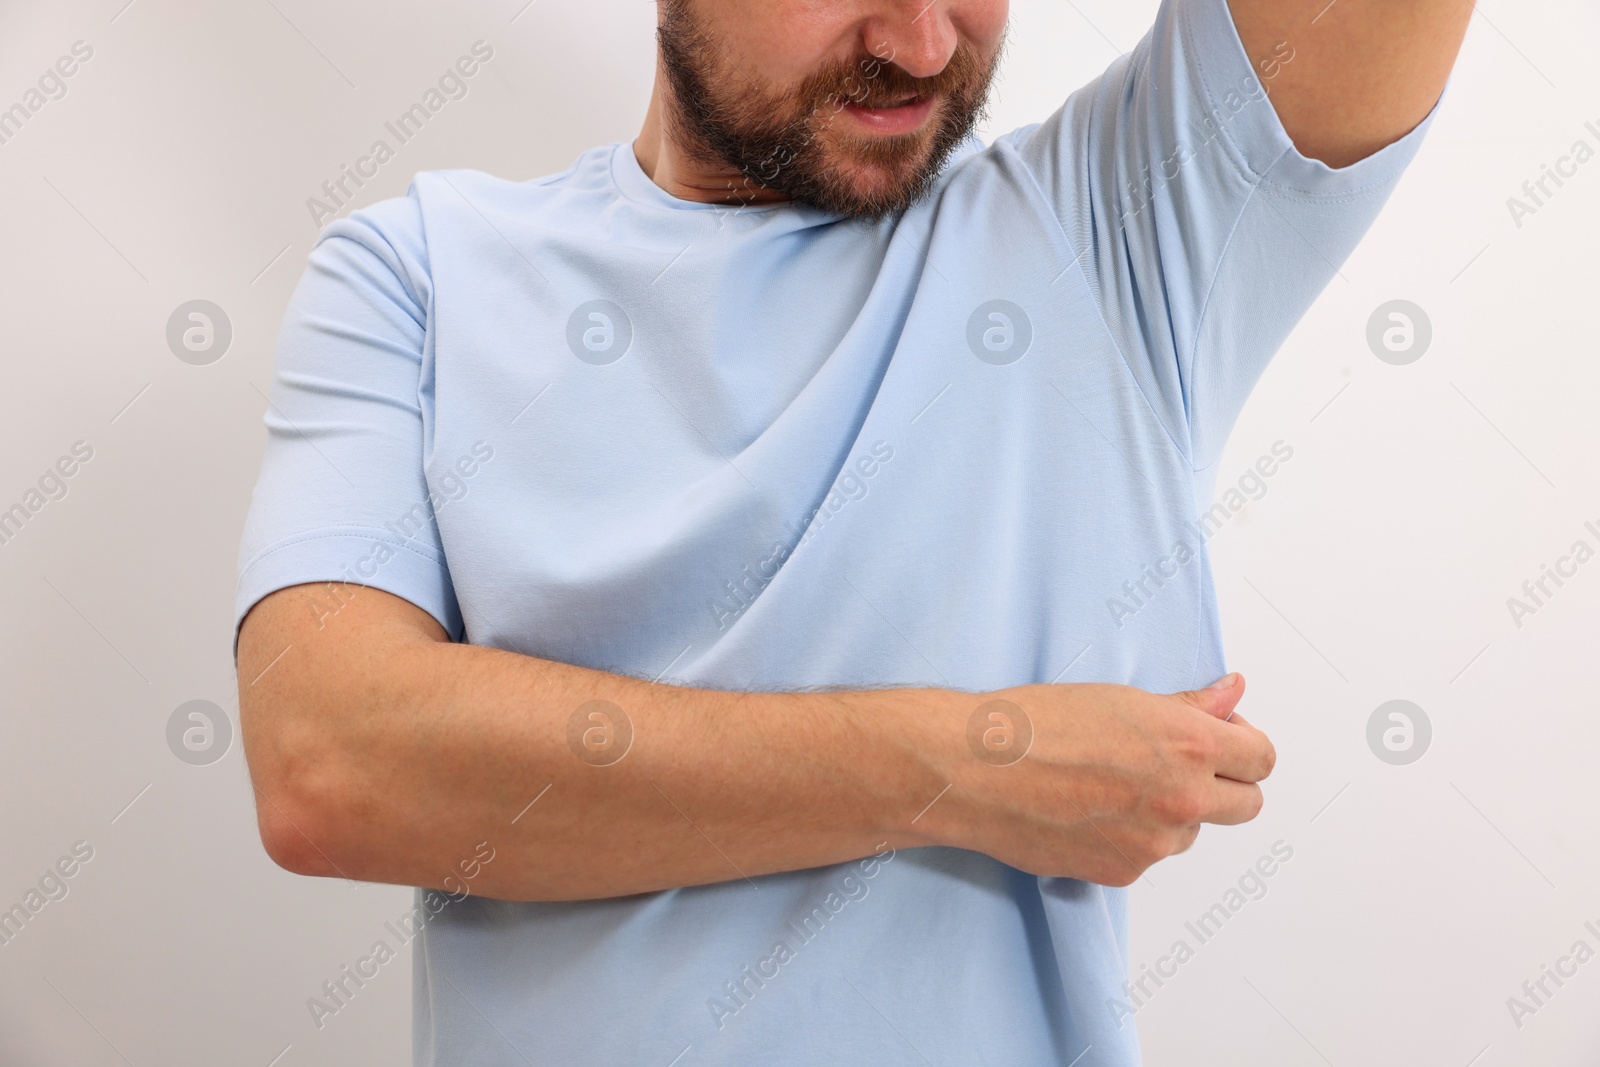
[246,615,951,901]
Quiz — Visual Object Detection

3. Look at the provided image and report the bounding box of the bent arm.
[237,583,946,902]
[1227,0,1474,167]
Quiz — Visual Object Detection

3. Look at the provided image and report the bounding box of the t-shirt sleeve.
[232,184,463,662]
[1004,0,1443,473]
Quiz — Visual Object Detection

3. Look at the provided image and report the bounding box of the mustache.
[799,43,992,112]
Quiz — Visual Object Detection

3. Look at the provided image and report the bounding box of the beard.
[655,0,1004,222]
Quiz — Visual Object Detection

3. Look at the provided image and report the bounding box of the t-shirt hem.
[233,528,463,663]
[1182,0,1442,198]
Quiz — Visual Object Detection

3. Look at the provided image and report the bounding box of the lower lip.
[840,95,936,135]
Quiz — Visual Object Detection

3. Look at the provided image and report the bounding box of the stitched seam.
[1001,66,1193,469]
[239,527,447,582]
[1182,0,1269,185]
[1189,584,1208,681]
[320,198,430,333]
[1182,1,1417,203]
[1178,0,1296,472]
[1255,172,1412,200]
[1185,168,1274,471]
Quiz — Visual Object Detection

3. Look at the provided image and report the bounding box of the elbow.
[256,789,344,878]
[235,587,400,880]
[248,734,356,879]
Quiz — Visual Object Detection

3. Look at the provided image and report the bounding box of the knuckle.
[1153,784,1207,825]
[1177,721,1219,765]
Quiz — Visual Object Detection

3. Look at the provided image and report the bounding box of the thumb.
[1170,672,1245,721]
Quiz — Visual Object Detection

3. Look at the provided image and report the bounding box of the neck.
[631,65,791,208]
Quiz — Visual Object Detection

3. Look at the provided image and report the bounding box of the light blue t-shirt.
[235,0,1438,1061]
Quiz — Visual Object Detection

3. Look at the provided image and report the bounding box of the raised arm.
[1227,0,1474,168]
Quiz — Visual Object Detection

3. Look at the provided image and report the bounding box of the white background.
[1,0,1595,1063]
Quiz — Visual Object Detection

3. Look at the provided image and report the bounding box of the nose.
[859,1,959,80]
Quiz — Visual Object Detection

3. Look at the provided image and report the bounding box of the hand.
[917,673,1275,886]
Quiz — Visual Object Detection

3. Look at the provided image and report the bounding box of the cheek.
[719,5,835,86]
[953,0,1010,49]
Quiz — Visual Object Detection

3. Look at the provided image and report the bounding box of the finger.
[1168,672,1246,721]
[1206,718,1276,783]
[1202,779,1265,826]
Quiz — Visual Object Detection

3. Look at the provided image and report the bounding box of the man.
[235,0,1471,1062]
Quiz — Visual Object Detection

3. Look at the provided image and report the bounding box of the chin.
[829,138,934,185]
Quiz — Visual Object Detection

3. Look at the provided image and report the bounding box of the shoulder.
[306,147,612,305]
[409,145,618,230]
[328,145,618,281]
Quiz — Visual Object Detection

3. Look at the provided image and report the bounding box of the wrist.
[853,685,978,853]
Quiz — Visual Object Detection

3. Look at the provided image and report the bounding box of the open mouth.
[839,93,936,134]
